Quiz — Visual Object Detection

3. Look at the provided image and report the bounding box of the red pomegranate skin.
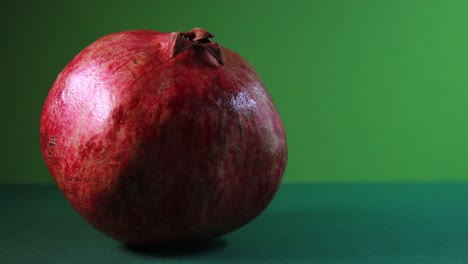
[40,29,287,244]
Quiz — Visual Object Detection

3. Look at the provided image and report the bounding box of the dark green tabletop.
[1,183,467,263]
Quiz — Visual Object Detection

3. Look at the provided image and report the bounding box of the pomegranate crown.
[170,27,223,65]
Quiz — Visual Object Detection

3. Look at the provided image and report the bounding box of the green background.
[3,0,468,183]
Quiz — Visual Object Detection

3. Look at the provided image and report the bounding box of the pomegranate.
[40,28,287,244]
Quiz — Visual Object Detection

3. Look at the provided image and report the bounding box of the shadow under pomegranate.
[122,238,228,257]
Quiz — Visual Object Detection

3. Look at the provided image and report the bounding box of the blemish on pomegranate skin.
[126,65,138,79]
[112,107,125,124]
[49,136,58,148]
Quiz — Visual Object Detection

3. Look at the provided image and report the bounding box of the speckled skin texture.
[39,30,287,244]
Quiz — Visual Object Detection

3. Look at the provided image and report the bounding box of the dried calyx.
[171,28,224,65]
